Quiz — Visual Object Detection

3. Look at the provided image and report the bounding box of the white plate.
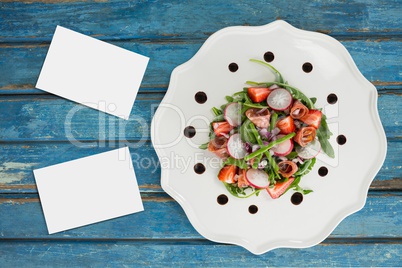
[151,20,387,254]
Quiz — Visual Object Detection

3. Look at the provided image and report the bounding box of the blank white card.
[33,147,144,234]
[36,26,149,119]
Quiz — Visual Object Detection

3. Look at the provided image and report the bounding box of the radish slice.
[271,134,294,156]
[224,103,242,127]
[246,169,269,189]
[226,133,247,159]
[296,139,321,159]
[267,88,293,111]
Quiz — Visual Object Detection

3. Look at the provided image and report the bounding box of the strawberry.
[276,116,295,134]
[212,121,234,137]
[300,110,322,129]
[266,177,295,199]
[247,87,271,103]
[218,165,237,183]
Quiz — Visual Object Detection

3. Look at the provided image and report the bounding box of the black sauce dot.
[337,135,347,145]
[302,62,313,73]
[327,93,338,104]
[248,205,258,214]
[264,51,275,62]
[291,192,303,205]
[193,163,206,174]
[194,91,207,104]
[318,166,328,177]
[217,194,228,205]
[228,62,239,72]
[183,126,196,138]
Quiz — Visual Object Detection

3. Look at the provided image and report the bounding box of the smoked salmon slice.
[245,108,271,129]
[290,100,309,119]
[294,126,316,147]
[278,160,298,178]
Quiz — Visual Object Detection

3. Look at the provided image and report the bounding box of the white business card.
[33,147,144,234]
[36,26,149,119]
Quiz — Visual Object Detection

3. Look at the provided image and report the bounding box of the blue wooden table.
[0,1,401,266]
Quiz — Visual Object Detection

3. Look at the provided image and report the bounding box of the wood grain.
[0,193,400,239]
[0,0,401,42]
[0,40,401,92]
[0,92,400,141]
[0,140,401,193]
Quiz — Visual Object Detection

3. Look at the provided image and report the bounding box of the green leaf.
[223,182,261,198]
[212,114,224,122]
[310,97,317,104]
[294,158,316,176]
[317,114,335,158]
[223,157,248,170]
[212,107,222,116]
[240,119,257,144]
[285,151,298,159]
[225,96,234,102]
[250,59,284,83]
[199,142,209,150]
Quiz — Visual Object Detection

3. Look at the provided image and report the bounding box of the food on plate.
[200,59,334,199]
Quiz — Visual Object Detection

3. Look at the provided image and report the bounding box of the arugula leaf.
[250,59,284,83]
[199,142,209,150]
[225,95,234,102]
[285,151,298,159]
[212,114,224,122]
[294,158,316,176]
[223,182,261,198]
[310,97,317,105]
[224,157,248,170]
[212,107,222,116]
[317,114,335,158]
[239,119,257,144]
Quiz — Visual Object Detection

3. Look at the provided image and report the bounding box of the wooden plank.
[0,139,400,193]
[0,40,401,93]
[0,240,400,267]
[0,193,400,239]
[0,92,400,141]
[0,0,401,42]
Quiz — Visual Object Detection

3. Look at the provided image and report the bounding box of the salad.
[200,59,334,199]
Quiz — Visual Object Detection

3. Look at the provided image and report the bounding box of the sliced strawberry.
[218,165,237,183]
[266,177,295,199]
[247,87,271,103]
[276,116,295,134]
[212,121,234,137]
[300,110,322,129]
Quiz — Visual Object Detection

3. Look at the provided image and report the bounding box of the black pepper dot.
[337,135,347,145]
[327,93,338,104]
[264,51,275,62]
[248,205,258,214]
[291,192,303,205]
[318,166,328,177]
[183,126,196,138]
[217,194,228,205]
[302,62,313,73]
[194,91,207,104]
[228,62,239,72]
[193,163,205,174]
